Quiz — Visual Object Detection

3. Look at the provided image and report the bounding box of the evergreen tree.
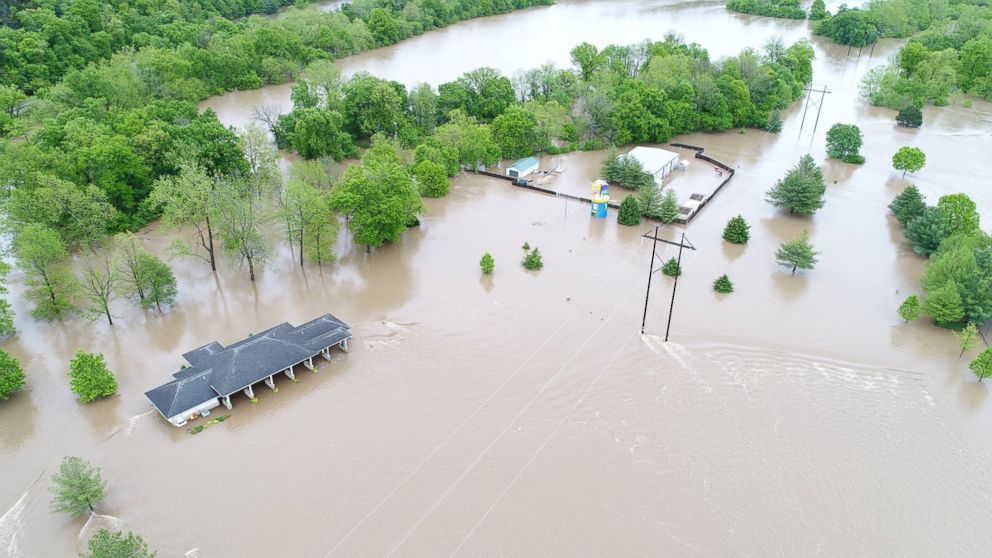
[888,185,926,226]
[809,0,828,19]
[713,274,734,293]
[895,106,923,128]
[617,195,641,226]
[480,252,495,274]
[658,189,680,224]
[923,280,965,327]
[662,257,682,278]
[0,350,26,401]
[775,230,819,274]
[956,323,979,358]
[639,182,663,219]
[970,349,992,382]
[898,295,922,323]
[722,215,750,244]
[68,351,117,403]
[50,456,106,517]
[765,154,826,215]
[905,206,951,256]
[522,248,543,270]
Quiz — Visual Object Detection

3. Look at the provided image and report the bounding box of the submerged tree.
[905,206,950,256]
[139,254,178,311]
[413,160,449,198]
[713,274,734,293]
[83,530,156,558]
[956,323,979,358]
[936,193,980,237]
[970,349,992,382]
[888,186,926,226]
[522,248,544,270]
[148,162,219,272]
[617,195,641,226]
[892,146,926,178]
[50,456,106,516]
[923,280,965,327]
[662,257,682,278]
[0,350,25,401]
[722,215,750,244]
[13,224,78,319]
[213,177,270,281]
[78,255,119,326]
[775,230,819,275]
[480,252,495,274]
[658,189,680,224]
[897,295,922,323]
[896,106,923,128]
[283,179,338,267]
[0,262,15,338]
[765,154,826,215]
[825,123,864,163]
[68,351,117,403]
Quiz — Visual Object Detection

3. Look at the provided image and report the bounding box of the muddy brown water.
[5,1,992,556]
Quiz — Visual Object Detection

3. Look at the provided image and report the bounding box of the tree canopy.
[775,230,819,274]
[50,456,106,517]
[0,350,26,401]
[765,154,826,215]
[892,146,926,177]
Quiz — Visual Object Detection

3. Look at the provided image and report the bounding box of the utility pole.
[640,228,696,340]
[798,85,831,137]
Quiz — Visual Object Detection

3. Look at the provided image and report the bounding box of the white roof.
[626,146,679,175]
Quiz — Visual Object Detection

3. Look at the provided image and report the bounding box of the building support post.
[321,347,331,361]
[304,356,314,371]
[222,395,232,410]
[340,338,350,352]
[284,367,296,380]
[264,375,275,390]
[244,384,255,398]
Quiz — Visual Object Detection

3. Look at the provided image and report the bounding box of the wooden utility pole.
[640,228,696,340]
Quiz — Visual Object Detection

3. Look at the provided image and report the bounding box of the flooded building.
[506,157,540,178]
[144,314,352,426]
[627,146,680,185]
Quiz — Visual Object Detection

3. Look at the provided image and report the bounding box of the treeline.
[860,3,992,108]
[725,0,812,20]
[0,0,553,96]
[269,36,815,166]
[813,0,990,48]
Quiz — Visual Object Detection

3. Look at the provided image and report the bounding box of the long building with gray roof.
[145,314,352,426]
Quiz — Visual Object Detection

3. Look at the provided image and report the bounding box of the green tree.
[0,350,26,401]
[892,146,926,177]
[83,529,156,558]
[765,154,826,215]
[148,162,218,272]
[78,255,118,326]
[937,194,980,237]
[956,323,980,358]
[617,195,641,226]
[713,274,734,293]
[282,179,338,267]
[434,110,501,171]
[905,206,950,256]
[896,106,922,128]
[342,73,406,138]
[662,257,682,278]
[50,456,106,516]
[413,160,449,198]
[0,262,15,338]
[13,224,79,319]
[491,106,537,159]
[639,182,663,219]
[570,42,602,80]
[329,142,423,253]
[213,177,270,281]
[775,230,819,274]
[480,252,495,274]
[888,185,926,226]
[970,349,992,382]
[601,150,654,190]
[825,123,863,161]
[898,295,922,323]
[658,189,680,224]
[722,215,750,244]
[923,280,965,327]
[69,351,117,403]
[367,8,401,46]
[522,248,544,270]
[6,175,116,248]
[808,0,828,20]
[138,254,178,311]
[290,108,356,161]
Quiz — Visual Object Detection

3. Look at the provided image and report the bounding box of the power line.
[798,85,831,138]
[640,226,696,340]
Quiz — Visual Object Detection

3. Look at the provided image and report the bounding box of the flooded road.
[5,0,992,556]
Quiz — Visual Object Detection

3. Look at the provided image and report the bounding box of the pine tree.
[888,185,926,226]
[923,280,965,327]
[638,182,662,219]
[617,195,641,226]
[897,295,922,323]
[722,215,750,244]
[970,349,992,382]
[713,274,734,293]
[658,189,680,224]
[522,248,543,270]
[479,252,495,274]
[662,257,682,278]
[775,230,819,275]
[905,206,950,256]
[765,154,826,215]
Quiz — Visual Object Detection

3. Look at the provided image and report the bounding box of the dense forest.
[726,0,810,20]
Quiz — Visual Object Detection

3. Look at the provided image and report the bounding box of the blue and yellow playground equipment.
[591,179,610,218]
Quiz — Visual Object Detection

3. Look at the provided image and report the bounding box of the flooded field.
[4,0,992,556]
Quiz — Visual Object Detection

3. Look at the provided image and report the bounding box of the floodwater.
[5,0,992,556]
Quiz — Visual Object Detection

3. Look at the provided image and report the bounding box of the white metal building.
[627,146,680,185]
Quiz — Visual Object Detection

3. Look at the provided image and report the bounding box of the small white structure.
[506,157,539,178]
[627,146,680,185]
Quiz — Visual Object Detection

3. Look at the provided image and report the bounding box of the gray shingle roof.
[145,314,351,420]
